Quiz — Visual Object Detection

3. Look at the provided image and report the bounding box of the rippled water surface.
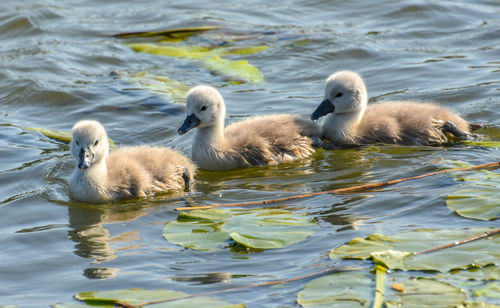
[1,0,499,306]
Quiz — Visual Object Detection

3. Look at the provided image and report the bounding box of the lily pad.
[128,43,211,59]
[202,56,264,83]
[163,208,316,251]
[383,277,466,308]
[460,140,500,148]
[298,272,467,308]
[122,71,190,104]
[447,170,500,220]
[330,229,500,272]
[55,288,244,307]
[127,43,265,83]
[26,127,116,149]
[297,271,371,307]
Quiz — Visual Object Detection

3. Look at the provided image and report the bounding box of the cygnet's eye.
[94,140,99,146]
[335,92,343,98]
[200,105,207,111]
[76,141,80,146]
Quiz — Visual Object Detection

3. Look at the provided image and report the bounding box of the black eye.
[76,141,80,146]
[94,140,99,146]
[200,106,207,111]
[336,92,343,97]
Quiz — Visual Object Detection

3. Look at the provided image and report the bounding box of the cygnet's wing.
[359,101,470,145]
[106,146,196,198]
[224,114,317,166]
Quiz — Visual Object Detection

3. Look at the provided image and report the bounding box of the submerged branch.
[176,161,500,211]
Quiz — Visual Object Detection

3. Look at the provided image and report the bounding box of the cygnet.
[311,71,472,146]
[178,85,320,171]
[69,120,196,203]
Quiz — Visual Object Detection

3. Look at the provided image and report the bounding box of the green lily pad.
[55,288,244,307]
[26,127,116,149]
[383,277,466,308]
[297,271,371,307]
[163,208,316,251]
[447,170,500,221]
[330,229,500,272]
[298,271,467,308]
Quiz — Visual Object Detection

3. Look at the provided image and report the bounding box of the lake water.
[0,0,499,306]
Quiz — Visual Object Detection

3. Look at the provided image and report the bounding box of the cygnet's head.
[311,71,368,120]
[71,120,110,170]
[178,85,226,135]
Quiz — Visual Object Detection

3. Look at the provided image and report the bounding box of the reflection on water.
[171,272,233,285]
[66,203,148,264]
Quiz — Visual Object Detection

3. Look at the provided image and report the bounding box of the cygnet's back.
[358,101,469,145]
[178,85,320,170]
[311,71,471,145]
[69,120,196,203]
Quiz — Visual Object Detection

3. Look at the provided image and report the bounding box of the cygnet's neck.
[79,159,108,185]
[323,107,366,144]
[193,120,226,149]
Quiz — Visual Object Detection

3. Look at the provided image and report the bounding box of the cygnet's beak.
[78,147,94,170]
[311,99,335,120]
[178,113,201,135]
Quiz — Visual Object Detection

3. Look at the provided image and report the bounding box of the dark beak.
[178,113,201,135]
[78,147,93,169]
[311,99,335,120]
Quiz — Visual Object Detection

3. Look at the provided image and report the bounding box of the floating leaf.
[163,208,315,251]
[123,72,190,104]
[215,45,268,55]
[460,140,500,148]
[297,271,371,307]
[113,26,220,39]
[330,229,500,272]
[383,277,466,308]
[26,126,72,142]
[26,127,116,149]
[298,272,467,308]
[127,43,265,83]
[54,288,244,307]
[447,170,500,220]
[128,44,266,60]
[202,56,264,83]
[128,43,211,59]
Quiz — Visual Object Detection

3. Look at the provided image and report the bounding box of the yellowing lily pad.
[26,127,116,149]
[125,72,190,104]
[460,140,500,148]
[163,208,316,251]
[202,56,264,83]
[127,43,266,83]
[128,43,211,59]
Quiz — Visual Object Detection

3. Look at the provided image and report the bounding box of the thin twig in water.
[417,228,500,254]
[176,161,500,211]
